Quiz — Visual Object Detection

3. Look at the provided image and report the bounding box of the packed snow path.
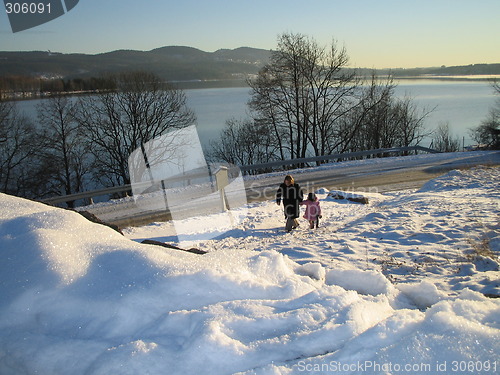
[1,166,499,374]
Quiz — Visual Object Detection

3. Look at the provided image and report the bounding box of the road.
[245,150,500,199]
[83,151,500,228]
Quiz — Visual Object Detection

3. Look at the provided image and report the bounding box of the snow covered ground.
[1,165,499,374]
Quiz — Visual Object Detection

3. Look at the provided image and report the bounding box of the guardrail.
[42,146,438,206]
[240,146,439,172]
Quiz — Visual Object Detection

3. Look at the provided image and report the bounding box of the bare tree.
[0,101,14,143]
[248,33,359,161]
[392,95,432,148]
[0,102,39,196]
[432,122,461,152]
[36,96,90,206]
[77,71,196,187]
[348,73,431,153]
[470,110,499,149]
[209,118,278,167]
[214,36,432,165]
[351,74,397,151]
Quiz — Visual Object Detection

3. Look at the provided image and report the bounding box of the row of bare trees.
[0,71,195,205]
[210,33,433,166]
[0,75,117,100]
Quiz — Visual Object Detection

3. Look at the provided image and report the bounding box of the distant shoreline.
[174,75,500,88]
[2,75,498,102]
[393,74,500,82]
[171,79,250,90]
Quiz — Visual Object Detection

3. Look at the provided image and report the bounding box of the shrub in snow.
[327,190,369,204]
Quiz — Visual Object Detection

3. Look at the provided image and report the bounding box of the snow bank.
[1,166,500,374]
[0,194,393,374]
[261,289,499,375]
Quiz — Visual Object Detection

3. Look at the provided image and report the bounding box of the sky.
[1,0,499,69]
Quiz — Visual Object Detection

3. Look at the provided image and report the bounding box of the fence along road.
[43,148,500,228]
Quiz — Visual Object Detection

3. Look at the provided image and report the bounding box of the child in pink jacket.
[300,193,322,229]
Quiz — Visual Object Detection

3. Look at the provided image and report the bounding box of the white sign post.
[215,166,229,212]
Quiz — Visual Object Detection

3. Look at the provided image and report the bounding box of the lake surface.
[189,80,498,149]
[15,79,498,150]
[393,79,497,146]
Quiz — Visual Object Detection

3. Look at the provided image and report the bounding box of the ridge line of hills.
[0,46,271,82]
[1,45,499,84]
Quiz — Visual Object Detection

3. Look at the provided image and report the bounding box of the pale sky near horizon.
[1,0,499,69]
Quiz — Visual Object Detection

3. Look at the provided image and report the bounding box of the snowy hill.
[0,167,499,374]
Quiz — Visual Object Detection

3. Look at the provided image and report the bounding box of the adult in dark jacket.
[276,175,304,232]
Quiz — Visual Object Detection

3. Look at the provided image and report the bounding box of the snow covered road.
[84,151,500,228]
[245,150,500,198]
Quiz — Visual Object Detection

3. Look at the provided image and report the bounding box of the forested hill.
[0,45,499,83]
[0,46,271,81]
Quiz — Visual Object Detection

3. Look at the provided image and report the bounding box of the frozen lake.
[15,79,498,149]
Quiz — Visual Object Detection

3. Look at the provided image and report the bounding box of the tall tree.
[248,33,359,161]
[0,101,39,196]
[36,96,90,206]
[348,73,431,153]
[392,95,432,148]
